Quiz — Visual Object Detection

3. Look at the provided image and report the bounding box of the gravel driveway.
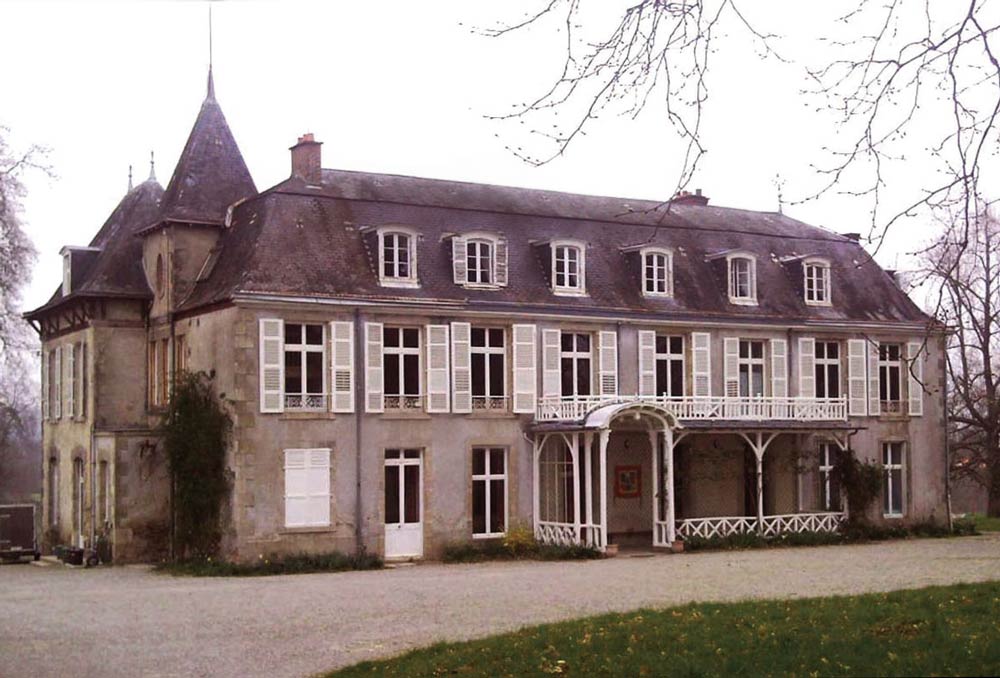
[2,534,999,678]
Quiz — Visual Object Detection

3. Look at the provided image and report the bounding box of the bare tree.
[0,347,41,501]
[486,1,1000,252]
[921,206,1000,516]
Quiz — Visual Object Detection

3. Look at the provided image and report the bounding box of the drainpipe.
[353,307,364,554]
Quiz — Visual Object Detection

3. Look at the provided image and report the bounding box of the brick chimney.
[290,133,323,184]
[671,188,709,206]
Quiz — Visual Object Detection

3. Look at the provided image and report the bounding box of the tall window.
[553,243,584,293]
[818,443,841,511]
[471,327,505,410]
[643,249,672,297]
[560,332,592,397]
[284,448,331,528]
[815,341,841,399]
[466,239,493,285]
[48,350,58,419]
[539,443,575,523]
[284,323,325,409]
[879,343,903,413]
[383,327,421,409]
[380,231,415,284]
[738,340,765,397]
[472,447,507,537]
[728,255,757,303]
[655,335,685,397]
[80,342,88,418]
[48,457,59,526]
[882,441,905,516]
[805,260,831,304]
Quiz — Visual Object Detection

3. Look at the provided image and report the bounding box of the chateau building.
[26,72,947,562]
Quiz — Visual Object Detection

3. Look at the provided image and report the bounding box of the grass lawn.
[329,581,1000,677]
[969,513,1000,532]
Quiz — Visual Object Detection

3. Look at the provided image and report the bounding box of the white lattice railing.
[537,521,576,545]
[472,396,509,411]
[535,395,848,422]
[675,516,759,540]
[759,512,845,537]
[285,394,327,410]
[383,395,425,411]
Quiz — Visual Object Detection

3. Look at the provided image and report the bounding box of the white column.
[532,435,543,539]
[583,431,594,546]
[572,432,581,544]
[756,445,764,531]
[649,430,660,546]
[598,428,610,551]
[665,426,676,544]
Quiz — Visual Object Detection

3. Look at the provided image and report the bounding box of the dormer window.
[641,247,673,297]
[804,258,831,305]
[552,240,585,295]
[452,232,507,288]
[62,252,72,296]
[727,254,757,305]
[378,228,418,288]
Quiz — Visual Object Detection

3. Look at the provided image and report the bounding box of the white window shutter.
[638,330,656,396]
[66,344,75,417]
[512,324,537,413]
[41,350,49,421]
[258,318,284,413]
[307,448,331,527]
[798,337,815,398]
[330,321,354,413]
[542,329,561,398]
[691,332,712,397]
[284,449,308,527]
[907,341,924,416]
[771,338,788,398]
[868,342,880,416]
[54,346,62,419]
[451,322,472,413]
[364,322,384,413]
[847,339,867,416]
[452,236,467,285]
[723,337,739,398]
[425,324,451,413]
[494,235,508,287]
[598,331,618,396]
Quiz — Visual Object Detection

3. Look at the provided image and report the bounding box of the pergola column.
[532,434,544,539]
[598,428,610,551]
[664,426,677,544]
[583,431,594,546]
[737,431,779,533]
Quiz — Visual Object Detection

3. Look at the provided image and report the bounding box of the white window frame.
[377,227,418,288]
[283,323,327,410]
[561,331,593,397]
[470,327,507,410]
[882,441,906,517]
[641,247,673,298]
[552,240,586,296]
[465,235,497,287]
[727,253,757,305]
[815,340,841,400]
[818,442,841,511]
[383,326,423,410]
[878,343,904,414]
[654,334,685,397]
[472,446,508,538]
[737,339,766,397]
[804,258,832,306]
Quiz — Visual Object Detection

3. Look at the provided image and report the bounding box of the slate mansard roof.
[181,170,931,327]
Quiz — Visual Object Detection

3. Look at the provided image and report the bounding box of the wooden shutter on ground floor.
[425,324,450,413]
[364,322,384,413]
[452,236,467,285]
[512,324,537,413]
[451,322,472,413]
[598,331,618,396]
[259,318,284,413]
[798,337,815,398]
[284,448,331,528]
[723,337,739,398]
[691,332,712,397]
[847,339,867,416]
[329,321,354,413]
[771,338,788,398]
[542,329,561,398]
[907,340,924,416]
[638,330,656,396]
[868,341,880,416]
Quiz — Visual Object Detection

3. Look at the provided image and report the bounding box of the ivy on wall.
[834,449,883,526]
[160,371,231,559]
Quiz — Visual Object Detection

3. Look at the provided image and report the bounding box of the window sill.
[642,292,674,299]
[805,300,832,307]
[883,513,905,520]
[553,288,588,297]
[280,526,335,535]
[467,410,517,419]
[280,411,336,420]
[379,411,431,420]
[472,533,506,540]
[379,279,420,289]
[728,297,758,306]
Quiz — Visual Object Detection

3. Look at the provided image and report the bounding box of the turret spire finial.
[128,165,133,192]
[149,151,156,182]
[206,4,215,100]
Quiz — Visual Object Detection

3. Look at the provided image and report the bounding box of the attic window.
[641,247,673,297]
[378,227,418,288]
[62,252,72,296]
[552,240,586,295]
[727,253,757,305]
[804,258,831,305]
[467,239,493,284]
[452,231,508,288]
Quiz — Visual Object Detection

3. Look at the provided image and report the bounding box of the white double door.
[384,449,423,559]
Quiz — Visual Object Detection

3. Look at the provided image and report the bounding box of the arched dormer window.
[727,252,757,305]
[452,231,507,288]
[641,247,673,297]
[467,238,493,284]
[377,227,418,288]
[803,257,832,305]
[552,239,586,295]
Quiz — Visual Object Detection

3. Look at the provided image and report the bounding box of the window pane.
[561,357,574,396]
[471,327,486,347]
[383,327,399,347]
[815,365,826,398]
[488,328,504,347]
[284,323,302,345]
[472,480,486,534]
[577,358,591,396]
[655,361,668,396]
[403,354,420,394]
[670,360,684,397]
[305,352,323,394]
[488,354,504,396]
[751,342,763,359]
[489,449,505,474]
[561,333,573,351]
[489,479,505,533]
[285,352,302,394]
[384,354,400,395]
[577,334,590,352]
[890,469,902,513]
[404,449,420,459]
[670,336,683,354]
[305,324,323,345]
[472,448,485,475]
[403,328,419,348]
[403,465,420,523]
[827,342,839,359]
[471,353,486,397]
[385,465,400,524]
[655,335,667,353]
[828,366,840,398]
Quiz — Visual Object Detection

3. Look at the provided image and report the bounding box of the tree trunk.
[989,465,1000,518]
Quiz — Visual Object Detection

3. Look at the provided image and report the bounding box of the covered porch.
[531,402,854,551]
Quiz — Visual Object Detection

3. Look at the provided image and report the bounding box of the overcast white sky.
[3,0,971,313]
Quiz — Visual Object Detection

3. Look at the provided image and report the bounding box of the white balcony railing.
[535,395,848,422]
[285,394,328,410]
[472,396,509,412]
[675,512,846,540]
[384,394,425,411]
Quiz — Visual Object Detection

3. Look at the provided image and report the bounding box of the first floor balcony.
[535,394,848,423]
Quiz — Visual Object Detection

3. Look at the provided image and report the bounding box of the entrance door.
[73,458,85,548]
[384,449,423,558]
